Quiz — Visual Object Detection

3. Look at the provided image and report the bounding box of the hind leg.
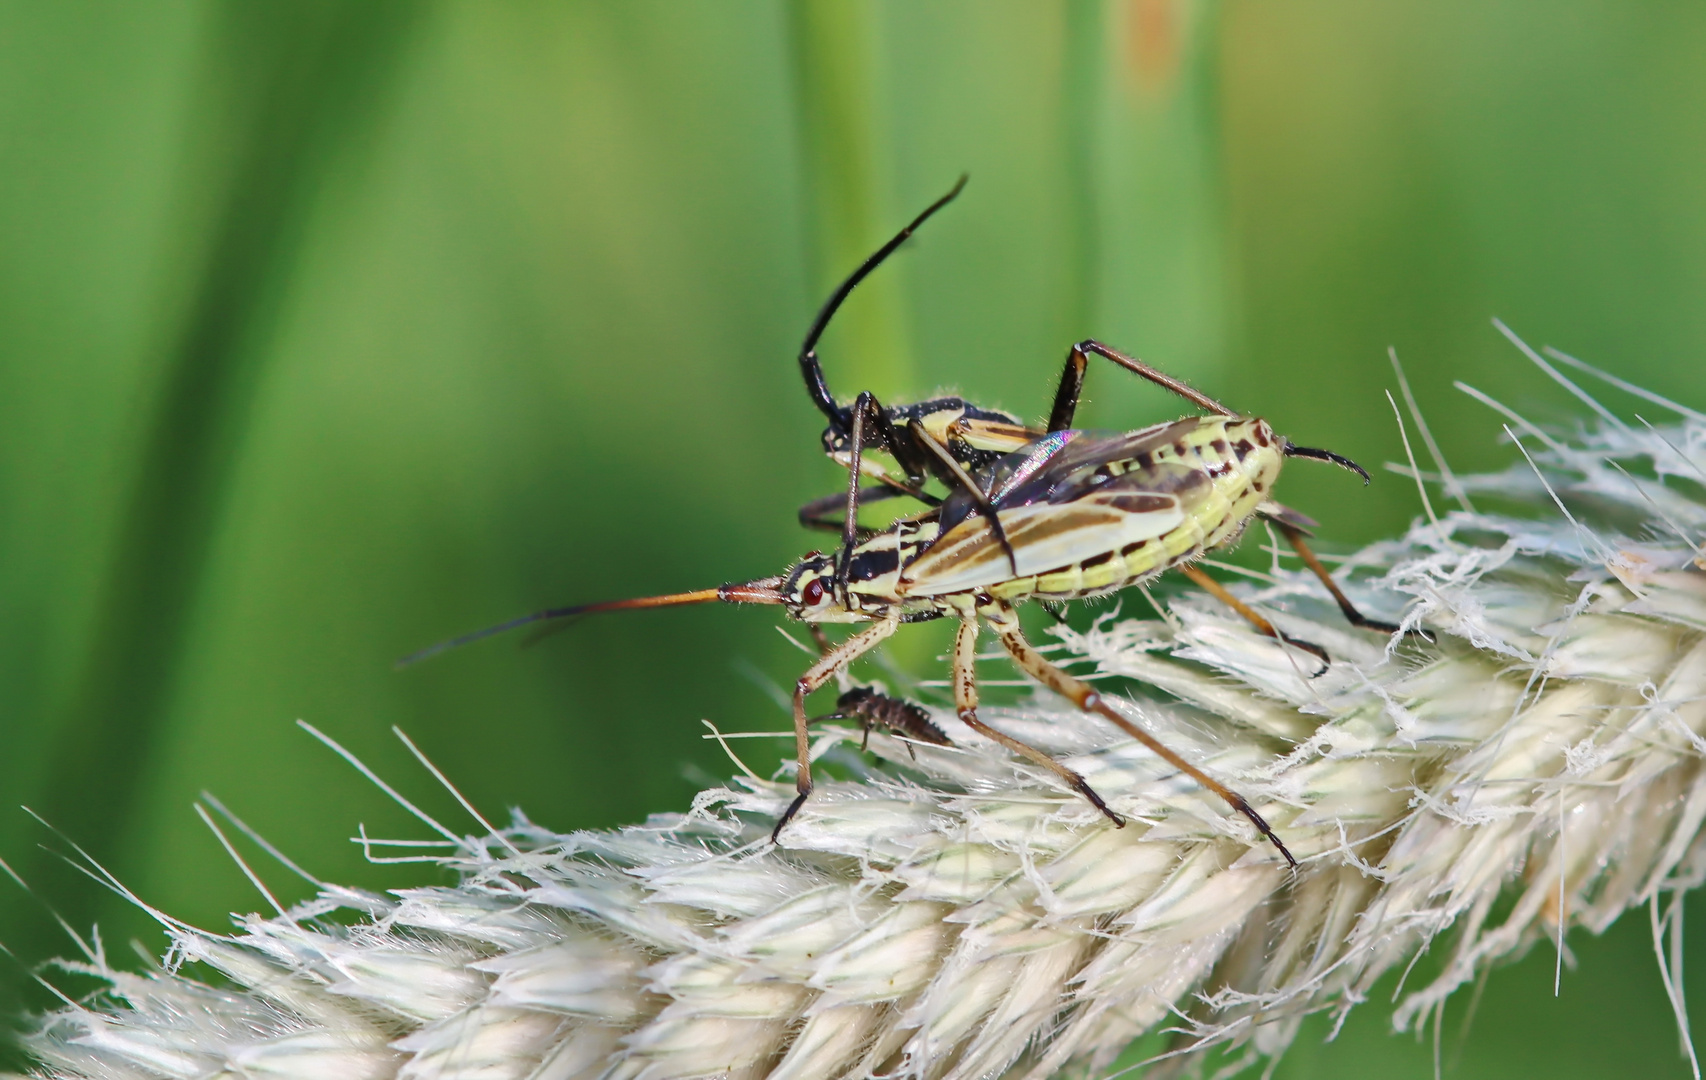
[981,601,1294,868]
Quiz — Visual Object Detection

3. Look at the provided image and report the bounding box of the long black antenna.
[798,175,969,424]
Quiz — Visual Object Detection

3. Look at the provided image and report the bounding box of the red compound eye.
[802,577,825,605]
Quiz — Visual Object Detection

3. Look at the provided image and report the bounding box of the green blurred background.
[5,2,1706,1076]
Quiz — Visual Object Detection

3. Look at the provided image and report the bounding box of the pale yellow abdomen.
[1022,416,1283,601]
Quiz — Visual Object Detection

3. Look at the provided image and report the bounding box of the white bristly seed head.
[17,377,1706,1079]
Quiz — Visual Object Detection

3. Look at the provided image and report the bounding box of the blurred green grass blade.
[787,0,914,400]
[1060,0,1104,339]
[14,0,421,950]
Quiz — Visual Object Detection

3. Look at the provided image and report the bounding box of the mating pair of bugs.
[406,179,1404,868]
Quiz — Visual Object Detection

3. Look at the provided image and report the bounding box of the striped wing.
[899,462,1210,596]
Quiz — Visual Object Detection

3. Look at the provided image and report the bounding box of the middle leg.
[950,617,1123,826]
[983,602,1295,867]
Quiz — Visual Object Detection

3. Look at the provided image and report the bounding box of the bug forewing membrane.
[898,416,1284,599]
[898,495,1186,595]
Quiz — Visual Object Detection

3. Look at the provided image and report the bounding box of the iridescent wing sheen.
[933,419,1203,530]
[899,459,1213,596]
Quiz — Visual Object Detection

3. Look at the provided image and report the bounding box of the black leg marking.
[1227,795,1297,870]
[1283,633,1332,669]
[1046,343,1089,433]
[1071,777,1127,828]
[772,790,811,843]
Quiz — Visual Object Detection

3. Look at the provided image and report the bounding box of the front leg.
[775,615,901,841]
[982,601,1295,867]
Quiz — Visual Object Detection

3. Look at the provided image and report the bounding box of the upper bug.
[793,178,1396,646]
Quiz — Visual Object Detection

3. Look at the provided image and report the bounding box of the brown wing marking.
[899,491,1184,596]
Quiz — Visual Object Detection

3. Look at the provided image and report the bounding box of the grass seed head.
[18,390,1706,1079]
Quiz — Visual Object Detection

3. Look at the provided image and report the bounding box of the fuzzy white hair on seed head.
[16,329,1706,1080]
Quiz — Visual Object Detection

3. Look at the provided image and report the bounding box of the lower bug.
[403,358,1409,868]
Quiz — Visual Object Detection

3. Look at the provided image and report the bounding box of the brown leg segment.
[950,618,1123,827]
[1071,340,1237,418]
[1274,523,1417,636]
[775,615,901,841]
[806,624,834,656]
[1178,563,1329,668]
[984,603,1295,867]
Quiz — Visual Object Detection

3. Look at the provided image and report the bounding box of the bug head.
[782,550,861,622]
